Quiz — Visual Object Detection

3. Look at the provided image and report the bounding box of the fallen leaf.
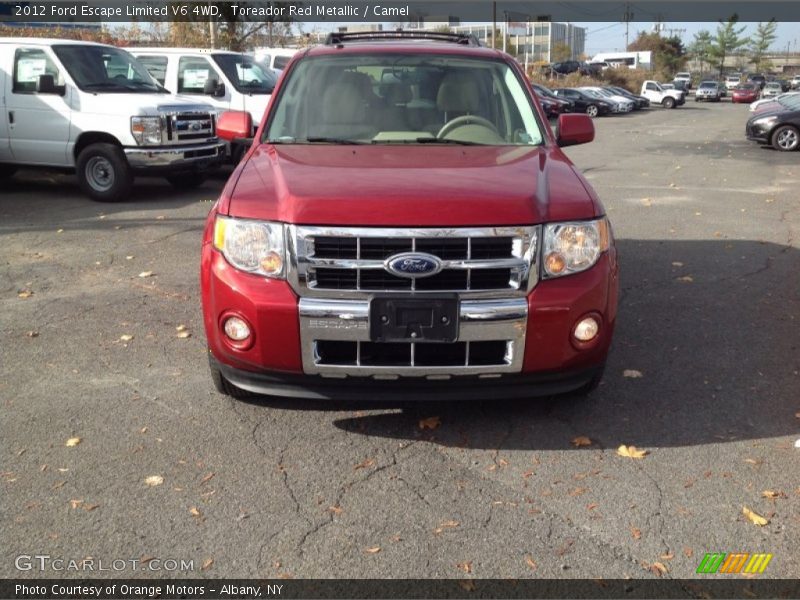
[742,506,768,526]
[458,581,476,592]
[617,445,648,459]
[126,255,134,260]
[177,331,192,339]
[327,505,343,515]
[630,527,642,540]
[569,487,588,497]
[364,546,381,554]
[120,334,134,342]
[70,499,83,509]
[175,325,188,332]
[138,271,154,278]
[57,228,64,233]
[189,507,202,517]
[17,289,34,298]
[434,520,460,534]
[456,561,473,574]
[586,503,598,510]
[676,275,694,282]
[671,261,684,267]
[761,490,783,499]
[65,437,82,447]
[640,198,652,207]
[418,416,441,430]
[200,472,215,485]
[353,458,375,470]
[201,558,213,571]
[522,470,535,478]
[660,552,674,561]
[683,547,694,558]
[650,562,668,576]
[144,475,164,487]
[83,503,100,511]
[525,555,537,570]
[571,436,592,447]
[623,369,643,378]
[26,331,39,338]
[139,427,148,434]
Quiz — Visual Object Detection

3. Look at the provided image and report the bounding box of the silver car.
[695,81,722,102]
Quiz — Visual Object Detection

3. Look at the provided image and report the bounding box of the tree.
[709,16,747,78]
[628,31,687,78]
[551,42,573,62]
[688,30,713,74]
[750,20,778,73]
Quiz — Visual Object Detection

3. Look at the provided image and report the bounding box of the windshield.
[212,54,277,94]
[264,54,544,146]
[52,45,163,93]
[581,89,607,99]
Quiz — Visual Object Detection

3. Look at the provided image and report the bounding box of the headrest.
[436,72,480,113]
[381,82,412,105]
[321,82,366,124]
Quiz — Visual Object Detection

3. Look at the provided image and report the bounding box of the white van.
[252,47,299,71]
[0,38,224,201]
[128,48,278,140]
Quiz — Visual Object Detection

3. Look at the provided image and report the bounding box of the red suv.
[202,31,619,401]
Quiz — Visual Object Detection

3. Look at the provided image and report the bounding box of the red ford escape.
[201,31,619,401]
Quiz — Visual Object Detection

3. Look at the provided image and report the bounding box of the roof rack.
[324,30,482,47]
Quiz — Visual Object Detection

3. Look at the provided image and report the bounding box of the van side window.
[136,55,168,85]
[13,48,63,93]
[178,57,215,94]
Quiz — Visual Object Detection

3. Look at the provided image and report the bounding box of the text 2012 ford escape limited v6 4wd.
[201,31,619,401]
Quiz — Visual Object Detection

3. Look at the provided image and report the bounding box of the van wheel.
[585,104,599,117]
[209,358,254,400]
[0,164,17,178]
[165,173,207,189]
[76,143,132,202]
[662,97,676,109]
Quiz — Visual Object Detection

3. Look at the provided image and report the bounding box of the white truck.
[640,80,685,108]
[673,72,692,90]
[0,38,225,201]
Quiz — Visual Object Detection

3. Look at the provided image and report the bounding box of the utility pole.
[492,1,497,49]
[503,11,508,53]
[208,0,216,48]
[623,3,633,50]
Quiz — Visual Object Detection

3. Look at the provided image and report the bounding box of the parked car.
[129,48,278,149]
[580,87,634,113]
[202,31,619,400]
[674,72,692,89]
[725,74,742,90]
[605,86,650,109]
[640,80,685,108]
[552,88,614,117]
[778,79,791,92]
[732,83,760,104]
[747,74,767,90]
[695,81,723,102]
[532,83,574,114]
[791,75,800,90]
[0,38,224,201]
[761,81,783,99]
[746,93,800,151]
[550,60,582,75]
[252,47,300,71]
[671,80,690,94]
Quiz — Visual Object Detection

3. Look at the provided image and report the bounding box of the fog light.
[545,252,566,275]
[573,317,599,342]
[223,316,251,341]
[259,251,283,275]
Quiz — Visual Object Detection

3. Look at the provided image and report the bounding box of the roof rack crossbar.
[324,30,481,47]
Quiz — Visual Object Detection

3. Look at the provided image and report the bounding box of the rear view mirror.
[556,114,595,147]
[36,74,62,95]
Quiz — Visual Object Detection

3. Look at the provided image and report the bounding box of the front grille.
[290,226,539,296]
[315,340,510,367]
[162,110,216,144]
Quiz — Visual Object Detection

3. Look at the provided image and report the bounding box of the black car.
[748,74,767,90]
[552,88,614,117]
[531,83,575,113]
[550,61,581,75]
[745,94,800,151]
[606,86,650,109]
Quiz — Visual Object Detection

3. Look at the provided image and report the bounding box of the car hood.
[72,91,215,116]
[223,144,601,226]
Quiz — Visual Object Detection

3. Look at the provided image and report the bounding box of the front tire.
[165,173,207,189]
[662,97,676,109]
[772,125,800,152]
[209,358,254,400]
[585,104,599,118]
[76,143,132,202]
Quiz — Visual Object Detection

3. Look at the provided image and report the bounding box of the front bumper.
[124,141,225,171]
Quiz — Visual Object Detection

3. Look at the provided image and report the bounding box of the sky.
[578,21,800,55]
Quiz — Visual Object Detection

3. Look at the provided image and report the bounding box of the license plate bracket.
[369,295,459,343]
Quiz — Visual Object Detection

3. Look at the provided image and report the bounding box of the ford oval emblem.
[385,252,442,279]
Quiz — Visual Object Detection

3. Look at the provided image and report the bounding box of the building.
[590,51,653,70]
[406,20,586,63]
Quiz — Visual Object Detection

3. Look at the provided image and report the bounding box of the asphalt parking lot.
[2,101,799,583]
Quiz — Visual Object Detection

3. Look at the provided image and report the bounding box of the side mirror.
[203,79,225,97]
[556,113,594,147]
[217,110,253,143]
[213,82,226,98]
[36,74,62,95]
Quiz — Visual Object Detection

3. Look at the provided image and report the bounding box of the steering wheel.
[437,115,499,139]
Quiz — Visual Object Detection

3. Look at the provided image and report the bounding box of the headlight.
[213,216,285,278]
[542,218,610,278]
[752,115,778,128]
[131,116,162,145]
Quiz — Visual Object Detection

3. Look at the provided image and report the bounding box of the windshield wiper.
[303,137,368,145]
[415,137,483,145]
